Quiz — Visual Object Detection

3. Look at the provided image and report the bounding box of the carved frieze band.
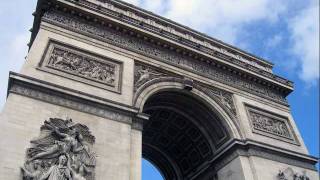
[67,0,280,76]
[277,167,310,180]
[39,41,122,93]
[10,83,131,124]
[42,10,288,105]
[246,105,298,144]
[215,148,316,174]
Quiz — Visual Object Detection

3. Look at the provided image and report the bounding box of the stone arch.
[134,77,244,179]
[134,77,242,139]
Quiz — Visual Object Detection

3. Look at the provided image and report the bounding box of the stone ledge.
[7,72,140,126]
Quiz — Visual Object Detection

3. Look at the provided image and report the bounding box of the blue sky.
[0,0,319,179]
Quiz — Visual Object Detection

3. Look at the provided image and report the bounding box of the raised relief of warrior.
[23,118,96,180]
[53,52,71,67]
[277,168,310,180]
[39,154,72,180]
[21,160,44,180]
[47,47,117,86]
[28,120,84,162]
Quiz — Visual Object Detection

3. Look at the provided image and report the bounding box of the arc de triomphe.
[0,0,318,180]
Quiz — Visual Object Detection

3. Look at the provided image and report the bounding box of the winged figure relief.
[21,118,96,180]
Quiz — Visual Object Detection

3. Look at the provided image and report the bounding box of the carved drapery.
[10,83,131,124]
[21,118,96,180]
[277,168,310,180]
[42,10,288,105]
[246,105,298,144]
[39,41,122,92]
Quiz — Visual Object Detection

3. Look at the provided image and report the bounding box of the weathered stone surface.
[40,41,122,92]
[0,0,318,180]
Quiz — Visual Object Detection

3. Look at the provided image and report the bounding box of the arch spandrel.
[133,75,243,140]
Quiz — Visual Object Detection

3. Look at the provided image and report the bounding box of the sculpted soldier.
[39,154,72,180]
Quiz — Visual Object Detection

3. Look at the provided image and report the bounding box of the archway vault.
[134,77,244,179]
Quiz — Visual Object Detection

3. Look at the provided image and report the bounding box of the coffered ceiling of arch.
[142,91,231,177]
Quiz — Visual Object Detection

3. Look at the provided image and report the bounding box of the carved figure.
[21,160,43,180]
[28,120,84,162]
[53,52,71,67]
[135,67,162,88]
[47,47,116,86]
[251,112,291,139]
[39,154,72,180]
[23,118,96,180]
[277,168,310,180]
[278,170,288,180]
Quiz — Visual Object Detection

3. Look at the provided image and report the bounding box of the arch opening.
[142,158,164,180]
[142,90,232,179]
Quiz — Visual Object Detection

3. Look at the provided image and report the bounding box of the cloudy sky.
[0,0,319,179]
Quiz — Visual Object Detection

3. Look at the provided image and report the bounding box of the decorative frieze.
[42,10,288,105]
[10,83,131,124]
[21,117,96,180]
[39,41,122,93]
[246,105,298,144]
[277,168,310,180]
[68,0,276,74]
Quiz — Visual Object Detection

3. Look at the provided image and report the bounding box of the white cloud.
[289,4,319,84]
[7,33,30,70]
[123,0,287,45]
[0,32,29,111]
[123,0,141,6]
[265,34,283,48]
[162,0,287,44]
[141,0,167,14]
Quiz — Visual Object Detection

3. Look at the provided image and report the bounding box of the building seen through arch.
[0,0,318,180]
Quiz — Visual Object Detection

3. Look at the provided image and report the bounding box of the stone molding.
[39,8,290,105]
[245,105,299,145]
[55,0,294,88]
[183,139,317,180]
[38,40,123,93]
[277,167,311,180]
[66,0,278,75]
[212,140,317,172]
[8,73,133,125]
[133,63,238,119]
[132,113,149,131]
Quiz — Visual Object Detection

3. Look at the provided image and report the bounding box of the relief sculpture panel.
[277,167,310,180]
[246,105,298,145]
[39,41,122,93]
[21,117,96,180]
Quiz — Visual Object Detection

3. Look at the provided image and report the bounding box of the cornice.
[8,72,140,122]
[91,0,274,70]
[30,0,293,95]
[210,139,318,173]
